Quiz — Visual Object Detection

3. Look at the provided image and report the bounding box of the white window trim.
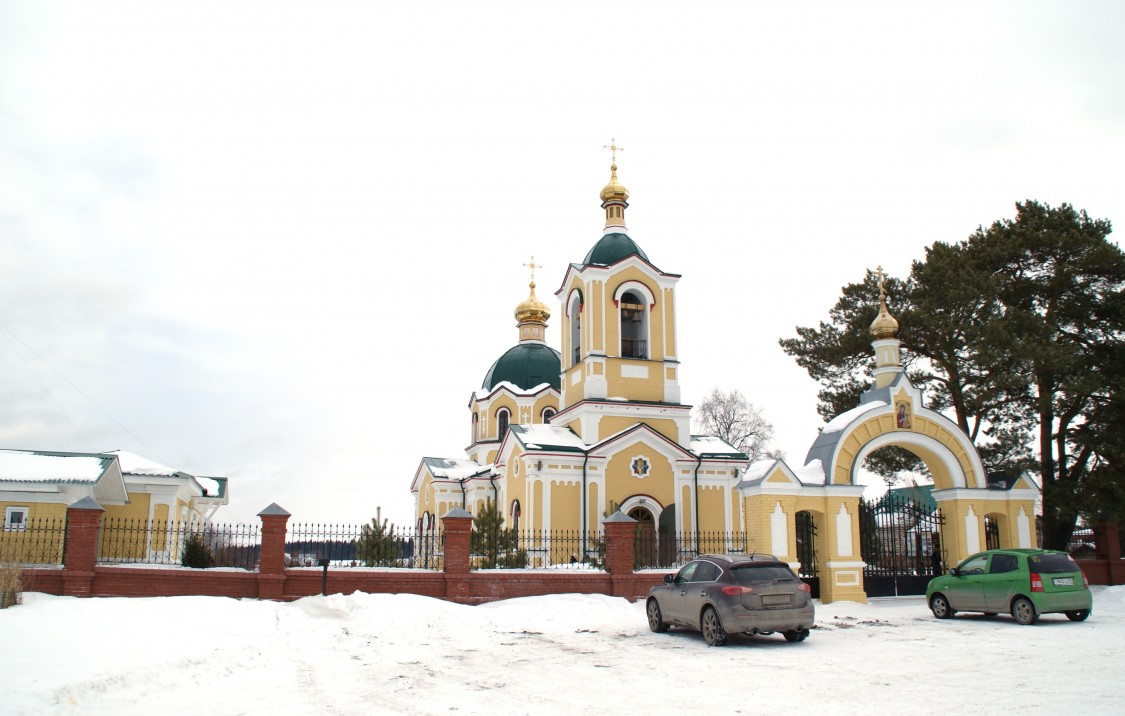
[4,506,29,531]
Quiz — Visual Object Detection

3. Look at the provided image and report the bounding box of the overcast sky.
[2,1,1123,525]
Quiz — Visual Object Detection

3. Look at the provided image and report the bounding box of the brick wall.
[17,503,669,604]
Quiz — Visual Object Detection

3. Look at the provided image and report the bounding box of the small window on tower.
[497,408,510,439]
[542,407,556,423]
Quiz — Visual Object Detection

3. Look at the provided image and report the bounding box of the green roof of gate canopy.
[481,343,561,391]
[582,232,651,267]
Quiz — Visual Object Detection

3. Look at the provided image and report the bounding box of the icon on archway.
[896,402,912,429]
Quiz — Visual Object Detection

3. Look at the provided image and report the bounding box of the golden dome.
[869,266,899,339]
[870,299,899,339]
[515,281,551,325]
[600,163,630,203]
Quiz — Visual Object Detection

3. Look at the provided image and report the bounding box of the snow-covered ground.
[3,586,1123,715]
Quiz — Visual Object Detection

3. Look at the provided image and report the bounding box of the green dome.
[482,343,561,391]
[582,232,650,266]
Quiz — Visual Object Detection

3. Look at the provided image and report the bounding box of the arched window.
[568,292,582,367]
[511,500,521,533]
[619,289,648,359]
[497,408,510,439]
[472,413,479,443]
[542,407,556,423]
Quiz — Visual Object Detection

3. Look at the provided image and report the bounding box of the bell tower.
[553,144,689,447]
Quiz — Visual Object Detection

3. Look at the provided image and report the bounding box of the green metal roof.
[582,232,651,267]
[481,343,561,391]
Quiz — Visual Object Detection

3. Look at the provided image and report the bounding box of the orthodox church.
[411,148,1039,600]
[410,149,749,555]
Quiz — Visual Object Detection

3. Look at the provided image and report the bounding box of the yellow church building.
[411,151,1038,601]
[411,150,748,559]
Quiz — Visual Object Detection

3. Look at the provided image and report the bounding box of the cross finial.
[523,256,541,283]
[874,265,887,300]
[603,138,624,165]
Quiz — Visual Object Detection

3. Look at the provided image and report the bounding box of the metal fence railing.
[286,523,444,570]
[472,530,603,569]
[634,531,752,570]
[97,518,262,570]
[1,518,67,566]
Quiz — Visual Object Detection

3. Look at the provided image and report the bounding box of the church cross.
[603,138,624,165]
[874,265,887,300]
[523,256,541,283]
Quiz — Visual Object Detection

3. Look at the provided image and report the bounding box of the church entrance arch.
[621,496,662,568]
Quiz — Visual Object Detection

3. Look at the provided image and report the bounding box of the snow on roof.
[473,381,554,401]
[194,476,223,497]
[822,401,887,434]
[426,458,490,480]
[742,459,778,482]
[108,450,178,476]
[0,450,112,482]
[795,459,826,485]
[512,425,588,451]
[690,435,743,455]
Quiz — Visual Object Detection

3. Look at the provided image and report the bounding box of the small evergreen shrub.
[181,532,215,568]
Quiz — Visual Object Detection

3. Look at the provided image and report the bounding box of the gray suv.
[646,554,815,646]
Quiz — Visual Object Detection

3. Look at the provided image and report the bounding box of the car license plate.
[762,594,792,607]
[1053,577,1074,586]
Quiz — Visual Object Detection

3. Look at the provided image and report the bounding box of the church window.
[619,290,648,359]
[497,408,510,439]
[542,407,556,423]
[569,293,582,367]
[472,413,479,443]
[511,500,521,532]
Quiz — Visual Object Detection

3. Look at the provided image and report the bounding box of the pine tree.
[356,509,398,567]
[471,499,524,568]
[780,201,1125,548]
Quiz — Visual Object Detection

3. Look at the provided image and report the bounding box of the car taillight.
[1082,572,1089,589]
[1030,572,1043,592]
[720,586,753,596]
[796,582,812,593]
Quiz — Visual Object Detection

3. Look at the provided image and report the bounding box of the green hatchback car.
[926,548,1092,625]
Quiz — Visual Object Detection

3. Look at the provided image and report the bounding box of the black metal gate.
[860,494,946,597]
[795,510,820,599]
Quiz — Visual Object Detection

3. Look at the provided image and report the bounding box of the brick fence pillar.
[603,511,637,598]
[1094,521,1121,561]
[63,496,105,597]
[442,507,473,600]
[257,503,291,600]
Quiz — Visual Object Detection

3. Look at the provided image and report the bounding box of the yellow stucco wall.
[598,417,679,442]
[604,447,674,513]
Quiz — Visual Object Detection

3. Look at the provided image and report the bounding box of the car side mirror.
[949,568,960,577]
[664,574,674,584]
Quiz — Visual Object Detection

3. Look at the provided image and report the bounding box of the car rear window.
[1027,552,1081,574]
[730,565,798,586]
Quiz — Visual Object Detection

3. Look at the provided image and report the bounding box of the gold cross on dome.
[874,265,887,299]
[603,138,624,165]
[523,256,541,283]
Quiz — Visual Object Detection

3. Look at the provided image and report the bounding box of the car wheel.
[930,594,954,619]
[1065,609,1090,622]
[647,599,668,633]
[783,629,809,643]
[1011,597,1038,625]
[701,606,727,647]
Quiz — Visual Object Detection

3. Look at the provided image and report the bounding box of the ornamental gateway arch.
[737,275,1038,603]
